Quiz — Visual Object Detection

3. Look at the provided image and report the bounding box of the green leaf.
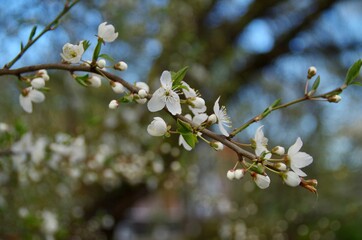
[176,119,193,134]
[325,89,343,98]
[74,74,89,87]
[351,81,362,86]
[20,42,24,51]
[270,98,281,108]
[28,26,37,41]
[344,59,362,85]
[92,38,103,62]
[118,94,134,103]
[311,76,320,91]
[181,133,198,148]
[82,40,91,52]
[99,53,115,63]
[171,66,189,88]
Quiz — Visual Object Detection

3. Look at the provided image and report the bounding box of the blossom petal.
[160,71,172,89]
[290,166,307,177]
[29,89,45,103]
[213,96,221,116]
[147,88,166,112]
[288,137,303,155]
[166,92,181,115]
[19,95,33,113]
[283,171,301,187]
[193,113,208,126]
[291,152,313,168]
[218,121,229,136]
[179,135,192,151]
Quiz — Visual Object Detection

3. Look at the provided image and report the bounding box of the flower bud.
[191,97,205,109]
[234,169,245,179]
[138,89,148,99]
[274,163,287,171]
[98,22,118,43]
[282,171,301,187]
[114,61,128,71]
[252,173,271,189]
[97,59,106,69]
[135,82,149,93]
[135,98,147,104]
[272,146,285,155]
[31,77,45,89]
[111,82,125,94]
[327,95,341,103]
[226,170,235,180]
[88,75,102,88]
[108,100,119,109]
[307,66,317,79]
[37,69,50,81]
[147,117,167,137]
[211,141,224,151]
[207,114,217,124]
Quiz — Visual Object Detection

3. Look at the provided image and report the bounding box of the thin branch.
[0,63,257,161]
[3,0,80,69]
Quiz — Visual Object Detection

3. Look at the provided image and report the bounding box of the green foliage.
[74,74,89,87]
[261,98,281,118]
[118,94,134,103]
[176,119,197,148]
[28,26,37,42]
[92,38,103,63]
[311,76,320,91]
[82,40,91,52]
[99,53,115,63]
[344,59,362,85]
[171,66,189,89]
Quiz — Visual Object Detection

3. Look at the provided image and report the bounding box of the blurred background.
[0,0,362,239]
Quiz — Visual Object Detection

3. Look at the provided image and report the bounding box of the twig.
[3,0,80,69]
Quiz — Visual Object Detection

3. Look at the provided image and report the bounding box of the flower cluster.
[143,69,232,153]
[226,125,315,190]
[19,69,49,113]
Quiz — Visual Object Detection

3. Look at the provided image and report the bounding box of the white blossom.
[234,169,245,179]
[253,173,271,189]
[19,87,45,113]
[31,77,45,89]
[41,211,58,238]
[37,69,49,81]
[60,42,84,63]
[98,22,118,42]
[287,137,313,177]
[207,114,217,124]
[283,171,301,187]
[178,113,207,151]
[114,61,128,71]
[108,100,119,109]
[135,82,150,93]
[87,74,102,88]
[226,170,235,180]
[97,59,106,69]
[182,81,207,113]
[147,117,168,137]
[212,141,224,151]
[111,82,125,93]
[213,97,231,136]
[179,134,192,151]
[254,126,271,159]
[272,146,285,155]
[147,71,181,115]
[138,89,148,98]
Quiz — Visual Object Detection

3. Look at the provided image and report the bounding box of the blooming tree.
[0,0,361,239]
